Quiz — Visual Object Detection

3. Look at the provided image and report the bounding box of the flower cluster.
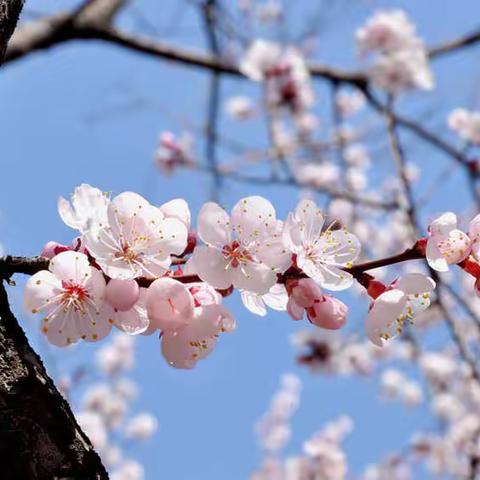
[356,10,434,93]
[26,184,480,369]
[240,39,314,122]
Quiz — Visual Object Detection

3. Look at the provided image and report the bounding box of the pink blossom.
[161,303,235,369]
[192,196,290,295]
[283,199,361,290]
[307,295,348,330]
[286,278,347,329]
[154,131,195,174]
[24,251,112,346]
[83,192,188,280]
[366,273,435,347]
[426,212,471,272]
[58,184,109,234]
[105,279,140,312]
[144,277,194,334]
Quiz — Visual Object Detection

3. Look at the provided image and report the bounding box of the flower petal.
[159,198,191,227]
[146,278,194,333]
[49,251,91,284]
[192,246,232,290]
[426,240,449,272]
[240,291,266,316]
[395,273,436,295]
[197,202,231,247]
[366,289,407,347]
[231,261,277,295]
[24,270,62,314]
[231,196,276,242]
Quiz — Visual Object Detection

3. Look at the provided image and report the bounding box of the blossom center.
[61,282,89,311]
[222,240,253,268]
[117,242,139,264]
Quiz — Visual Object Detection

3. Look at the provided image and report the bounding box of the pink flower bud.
[105,279,140,312]
[146,278,194,333]
[306,295,348,330]
[40,241,70,258]
[189,283,221,307]
[287,278,323,308]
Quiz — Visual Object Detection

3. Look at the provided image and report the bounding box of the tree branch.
[0,278,108,479]
[0,0,25,63]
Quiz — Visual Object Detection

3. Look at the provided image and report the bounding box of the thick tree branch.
[0,0,25,63]
[0,277,108,479]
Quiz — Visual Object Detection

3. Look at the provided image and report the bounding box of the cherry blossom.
[240,39,314,112]
[154,131,195,174]
[356,10,420,54]
[366,273,436,347]
[192,196,290,294]
[105,279,140,312]
[370,49,433,93]
[125,413,158,440]
[161,303,235,369]
[144,277,194,334]
[286,278,348,329]
[24,250,112,346]
[84,191,188,280]
[58,183,110,234]
[225,95,256,120]
[357,10,434,93]
[426,212,471,272]
[448,108,480,145]
[283,199,361,290]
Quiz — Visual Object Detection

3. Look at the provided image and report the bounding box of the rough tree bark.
[0,4,109,478]
[0,0,24,62]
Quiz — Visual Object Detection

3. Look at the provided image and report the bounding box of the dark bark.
[0,0,24,63]
[0,278,109,479]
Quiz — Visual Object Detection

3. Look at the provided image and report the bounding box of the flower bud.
[306,295,348,330]
[105,279,140,312]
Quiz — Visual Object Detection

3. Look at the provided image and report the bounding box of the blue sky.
[2,1,480,478]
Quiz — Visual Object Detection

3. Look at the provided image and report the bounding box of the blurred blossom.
[125,413,159,440]
[225,95,256,120]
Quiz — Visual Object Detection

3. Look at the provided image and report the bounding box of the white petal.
[396,273,436,295]
[429,212,457,237]
[282,212,304,254]
[71,184,109,229]
[293,199,325,241]
[231,261,277,295]
[155,217,188,256]
[426,239,449,272]
[197,202,231,247]
[262,283,288,311]
[192,246,232,289]
[24,270,62,314]
[241,291,266,316]
[366,289,407,347]
[159,198,191,227]
[49,251,91,284]
[114,289,150,335]
[231,196,276,242]
[317,229,361,265]
[58,196,82,231]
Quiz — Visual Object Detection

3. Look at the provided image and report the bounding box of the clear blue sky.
[2,1,480,478]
